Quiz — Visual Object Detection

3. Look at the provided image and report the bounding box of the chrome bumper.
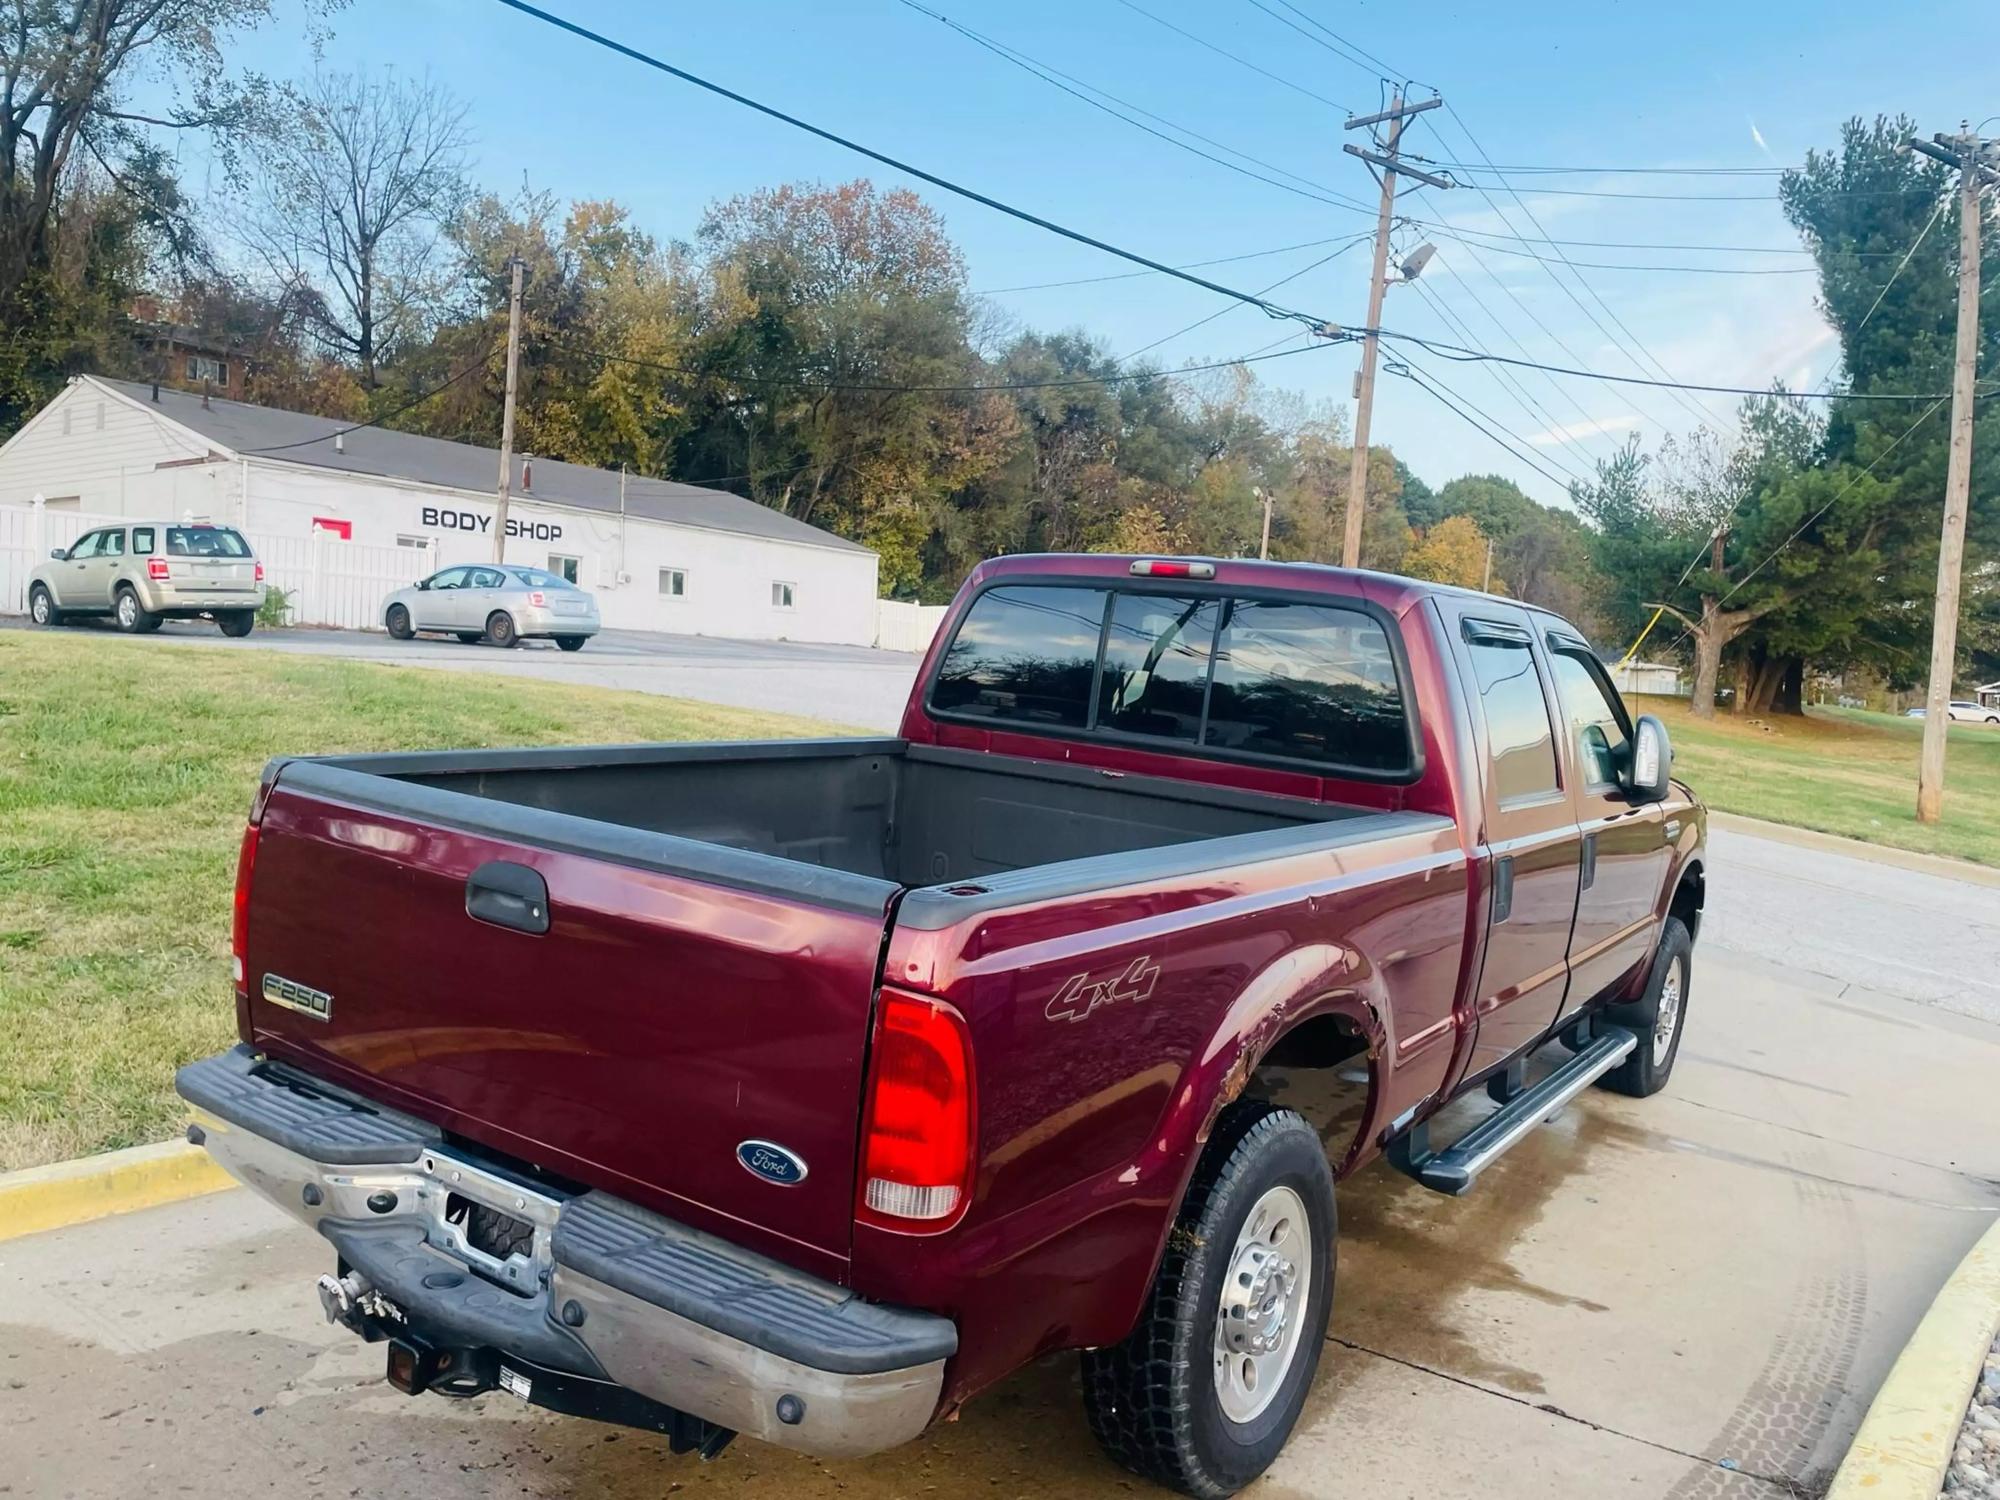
[177,1048,951,1458]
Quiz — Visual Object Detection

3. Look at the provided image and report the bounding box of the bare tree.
[244,70,468,386]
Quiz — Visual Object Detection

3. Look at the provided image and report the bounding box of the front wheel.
[28,585,61,627]
[385,604,414,640]
[1082,1101,1334,1499]
[485,612,518,648]
[217,611,254,638]
[1597,916,1692,1098]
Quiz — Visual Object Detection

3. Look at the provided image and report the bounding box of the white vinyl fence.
[1,501,428,630]
[873,598,948,654]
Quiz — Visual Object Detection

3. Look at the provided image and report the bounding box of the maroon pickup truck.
[179,552,1705,1497]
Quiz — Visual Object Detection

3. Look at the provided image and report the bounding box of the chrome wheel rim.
[117,593,135,627]
[1213,1184,1310,1424]
[30,591,48,623]
[1654,959,1684,1063]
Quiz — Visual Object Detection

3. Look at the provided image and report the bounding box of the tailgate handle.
[466,861,550,935]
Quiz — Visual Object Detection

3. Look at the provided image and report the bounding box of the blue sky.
[191,0,2000,508]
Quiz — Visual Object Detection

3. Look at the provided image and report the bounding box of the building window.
[186,354,228,385]
[771,581,796,610]
[395,534,433,551]
[659,568,686,598]
[548,553,580,584]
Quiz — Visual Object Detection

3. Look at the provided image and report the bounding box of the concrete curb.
[0,1138,236,1243]
[1825,1214,2000,1498]
[1709,811,2000,890]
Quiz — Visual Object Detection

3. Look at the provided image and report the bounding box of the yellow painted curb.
[1826,1214,2000,1498]
[0,1138,237,1243]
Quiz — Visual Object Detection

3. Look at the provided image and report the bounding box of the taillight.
[147,557,171,580]
[528,590,547,607]
[254,561,264,582]
[857,989,975,1231]
[1129,558,1215,579]
[230,822,259,990]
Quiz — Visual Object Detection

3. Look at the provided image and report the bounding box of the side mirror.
[1624,714,1672,803]
[416,578,430,591]
[48,546,67,560]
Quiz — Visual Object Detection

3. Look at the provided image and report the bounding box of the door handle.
[1580,832,1598,891]
[1492,855,1515,923]
[466,861,550,935]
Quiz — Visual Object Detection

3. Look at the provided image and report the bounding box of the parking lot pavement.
[5,945,1997,1500]
[0,615,924,730]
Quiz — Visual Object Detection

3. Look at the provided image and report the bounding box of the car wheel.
[28,584,61,627]
[555,635,586,652]
[455,632,483,645]
[384,604,414,640]
[114,586,160,634]
[1595,916,1692,1099]
[485,611,518,648]
[1082,1100,1334,1499]
[217,611,255,638]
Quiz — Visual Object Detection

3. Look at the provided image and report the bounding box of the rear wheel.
[217,611,255,638]
[114,586,160,634]
[28,584,61,627]
[385,604,414,640]
[555,635,586,652]
[1596,917,1692,1098]
[485,611,518,648]
[1082,1100,1334,1498]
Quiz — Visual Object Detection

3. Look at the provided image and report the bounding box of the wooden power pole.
[1908,126,1995,823]
[1339,94,1449,570]
[492,257,526,563]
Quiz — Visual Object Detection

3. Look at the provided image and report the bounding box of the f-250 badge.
[1045,956,1161,1023]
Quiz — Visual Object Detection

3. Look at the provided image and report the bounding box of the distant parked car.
[27,521,263,636]
[1903,702,2000,723]
[382,564,600,650]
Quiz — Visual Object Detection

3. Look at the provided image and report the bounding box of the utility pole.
[1906,125,1996,823]
[1481,536,1493,593]
[1256,486,1271,560]
[492,257,525,564]
[1339,94,1449,570]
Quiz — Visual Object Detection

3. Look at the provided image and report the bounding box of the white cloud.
[1526,413,1642,447]
[1749,117,1771,156]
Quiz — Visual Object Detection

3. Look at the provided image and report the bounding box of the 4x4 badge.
[1045,957,1161,1024]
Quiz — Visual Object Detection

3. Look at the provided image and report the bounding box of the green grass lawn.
[1633,694,2000,867]
[0,632,838,1171]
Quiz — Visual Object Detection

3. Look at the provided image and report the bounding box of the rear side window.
[166,526,250,558]
[131,527,155,553]
[1464,634,1559,804]
[932,584,1111,730]
[1205,600,1406,770]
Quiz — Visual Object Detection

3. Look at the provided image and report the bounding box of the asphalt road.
[5,613,2000,1498]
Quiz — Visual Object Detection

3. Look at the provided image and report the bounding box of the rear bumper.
[137,581,262,613]
[513,605,599,637]
[176,1047,953,1458]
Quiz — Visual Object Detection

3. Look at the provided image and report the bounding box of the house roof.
[89,377,871,556]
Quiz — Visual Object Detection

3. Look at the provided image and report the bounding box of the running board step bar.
[1387,1026,1638,1196]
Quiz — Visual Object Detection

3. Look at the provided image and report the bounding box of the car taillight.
[148,557,171,580]
[254,561,264,582]
[528,590,547,607]
[857,989,975,1231]
[231,822,259,990]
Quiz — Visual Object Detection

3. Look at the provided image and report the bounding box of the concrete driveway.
[4,850,1998,1499]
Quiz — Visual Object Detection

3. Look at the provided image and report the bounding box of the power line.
[1853,193,1949,335]
[975,232,1369,293]
[1420,228,1818,275]
[488,0,1333,336]
[1400,347,1587,487]
[1409,159,1793,177]
[1399,363,1575,493]
[896,1,1372,214]
[1117,235,1372,362]
[1241,0,1396,80]
[1407,219,1904,257]
[1108,0,1352,114]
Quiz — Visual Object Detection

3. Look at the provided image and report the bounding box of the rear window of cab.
[928,582,1412,775]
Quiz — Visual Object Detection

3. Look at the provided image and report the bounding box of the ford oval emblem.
[736,1140,809,1187]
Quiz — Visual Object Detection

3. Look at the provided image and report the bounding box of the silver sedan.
[382,564,601,650]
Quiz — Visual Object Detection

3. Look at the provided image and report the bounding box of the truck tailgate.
[242,771,898,1276]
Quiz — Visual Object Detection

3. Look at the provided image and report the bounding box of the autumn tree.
[1404,515,1493,590]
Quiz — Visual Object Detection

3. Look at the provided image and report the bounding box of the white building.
[1610,660,1685,699]
[0,376,881,645]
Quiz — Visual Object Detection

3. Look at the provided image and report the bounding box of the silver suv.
[27,521,264,636]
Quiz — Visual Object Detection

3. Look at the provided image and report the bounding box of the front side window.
[67,530,104,559]
[932,584,1111,730]
[1096,594,1219,744]
[1548,649,1630,789]
[165,526,250,558]
[1464,632,1559,805]
[101,529,125,556]
[1205,600,1406,770]
[427,567,471,590]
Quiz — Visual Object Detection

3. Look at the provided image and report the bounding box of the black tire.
[385,603,414,640]
[1596,916,1692,1098]
[485,611,518,648]
[217,611,255,638]
[1082,1100,1335,1499]
[455,632,483,645]
[555,635,586,652]
[28,584,61,627]
[113,585,160,634]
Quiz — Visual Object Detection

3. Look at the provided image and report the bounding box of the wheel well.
[1247,1012,1374,1177]
[1670,864,1705,943]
